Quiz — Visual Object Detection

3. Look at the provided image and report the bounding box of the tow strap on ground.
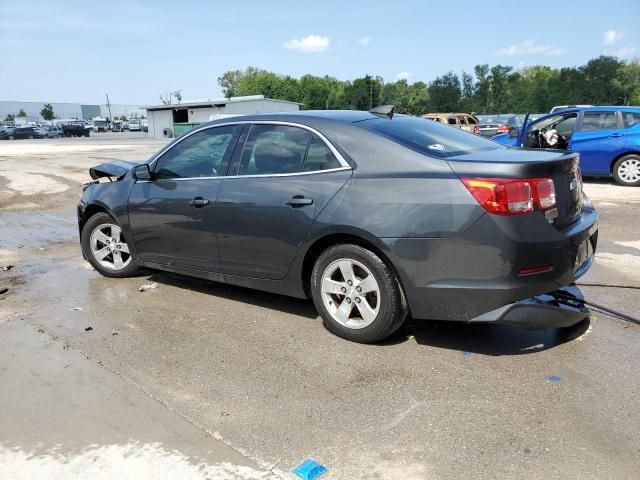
[554,288,640,326]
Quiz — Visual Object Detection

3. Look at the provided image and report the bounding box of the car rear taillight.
[533,178,556,209]
[461,177,557,216]
[496,124,511,133]
[473,126,480,134]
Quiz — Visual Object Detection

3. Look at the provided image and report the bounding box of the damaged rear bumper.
[468,285,589,330]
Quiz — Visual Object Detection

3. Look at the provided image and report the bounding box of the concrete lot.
[1,134,639,479]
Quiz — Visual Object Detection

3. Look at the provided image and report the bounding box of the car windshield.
[357,115,503,158]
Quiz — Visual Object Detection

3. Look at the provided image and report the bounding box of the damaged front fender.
[89,160,146,180]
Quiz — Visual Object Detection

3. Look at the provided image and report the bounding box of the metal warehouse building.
[0,101,145,122]
[145,95,300,138]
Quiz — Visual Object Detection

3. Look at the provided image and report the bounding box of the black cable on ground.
[554,290,640,326]
[577,282,640,290]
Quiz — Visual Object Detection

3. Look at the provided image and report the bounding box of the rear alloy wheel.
[311,244,407,343]
[613,155,640,186]
[81,212,139,278]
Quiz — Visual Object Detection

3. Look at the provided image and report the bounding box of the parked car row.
[0,123,90,140]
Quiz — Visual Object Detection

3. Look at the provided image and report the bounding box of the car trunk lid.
[446,149,583,228]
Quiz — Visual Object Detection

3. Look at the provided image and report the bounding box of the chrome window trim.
[135,166,351,184]
[147,120,351,176]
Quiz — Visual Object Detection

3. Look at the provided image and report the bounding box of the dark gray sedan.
[78,108,597,343]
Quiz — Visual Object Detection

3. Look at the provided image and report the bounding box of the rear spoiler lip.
[445,151,580,178]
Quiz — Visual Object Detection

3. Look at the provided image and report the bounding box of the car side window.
[154,125,239,180]
[623,112,640,128]
[447,117,457,125]
[579,112,618,131]
[466,116,477,125]
[458,116,467,125]
[238,125,311,175]
[302,135,342,172]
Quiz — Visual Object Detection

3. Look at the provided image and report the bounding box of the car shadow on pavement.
[146,271,319,320]
[144,271,590,354]
[382,317,591,356]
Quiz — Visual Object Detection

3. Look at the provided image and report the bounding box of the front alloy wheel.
[90,223,131,271]
[81,212,139,278]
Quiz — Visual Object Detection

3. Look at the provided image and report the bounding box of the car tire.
[612,155,640,187]
[81,212,139,278]
[311,243,408,343]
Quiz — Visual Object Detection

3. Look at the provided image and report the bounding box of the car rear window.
[357,115,503,158]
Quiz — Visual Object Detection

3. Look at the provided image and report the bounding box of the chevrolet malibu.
[78,108,598,343]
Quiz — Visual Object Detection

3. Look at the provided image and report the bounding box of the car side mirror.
[509,128,519,137]
[133,164,152,180]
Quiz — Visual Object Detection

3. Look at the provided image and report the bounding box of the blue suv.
[492,107,640,186]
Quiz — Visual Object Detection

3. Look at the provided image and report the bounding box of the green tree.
[428,72,461,111]
[218,69,248,97]
[407,81,429,115]
[474,64,491,113]
[487,65,513,112]
[5,113,15,122]
[346,75,383,110]
[613,60,640,105]
[581,56,624,105]
[381,79,411,113]
[40,104,55,120]
[17,109,26,117]
[173,90,183,104]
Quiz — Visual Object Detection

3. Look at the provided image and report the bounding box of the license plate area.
[574,234,595,273]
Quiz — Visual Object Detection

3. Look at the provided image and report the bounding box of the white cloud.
[494,40,567,56]
[283,34,329,53]
[357,36,372,46]
[603,30,624,47]
[612,46,637,58]
[395,72,411,81]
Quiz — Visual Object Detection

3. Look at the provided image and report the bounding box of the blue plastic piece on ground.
[462,351,473,356]
[548,374,562,382]
[292,459,328,480]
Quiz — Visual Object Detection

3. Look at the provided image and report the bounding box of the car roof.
[549,106,640,114]
[205,110,382,127]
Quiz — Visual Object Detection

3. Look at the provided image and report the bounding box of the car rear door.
[127,124,242,270]
[570,111,624,175]
[216,122,351,279]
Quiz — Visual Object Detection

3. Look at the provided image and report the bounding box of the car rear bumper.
[382,201,598,329]
[468,285,589,329]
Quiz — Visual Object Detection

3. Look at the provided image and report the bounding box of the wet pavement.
[1,137,639,479]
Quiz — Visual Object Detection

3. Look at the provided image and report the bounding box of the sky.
[1,0,639,105]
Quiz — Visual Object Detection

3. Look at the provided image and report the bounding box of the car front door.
[216,123,351,279]
[570,111,625,175]
[127,124,242,270]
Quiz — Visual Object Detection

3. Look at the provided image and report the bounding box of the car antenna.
[369,104,394,118]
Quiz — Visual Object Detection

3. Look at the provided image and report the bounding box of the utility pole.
[369,84,373,109]
[105,94,113,123]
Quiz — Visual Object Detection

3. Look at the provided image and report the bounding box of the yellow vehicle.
[422,113,478,132]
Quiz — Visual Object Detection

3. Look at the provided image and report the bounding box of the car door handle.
[189,197,210,208]
[286,196,313,208]
[609,132,623,138]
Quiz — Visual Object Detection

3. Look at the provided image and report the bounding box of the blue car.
[492,106,640,186]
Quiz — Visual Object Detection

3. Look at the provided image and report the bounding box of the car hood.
[89,159,146,180]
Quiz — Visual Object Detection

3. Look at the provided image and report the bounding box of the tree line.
[218,56,640,115]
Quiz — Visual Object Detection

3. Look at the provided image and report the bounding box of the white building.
[0,101,146,122]
[145,95,300,138]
